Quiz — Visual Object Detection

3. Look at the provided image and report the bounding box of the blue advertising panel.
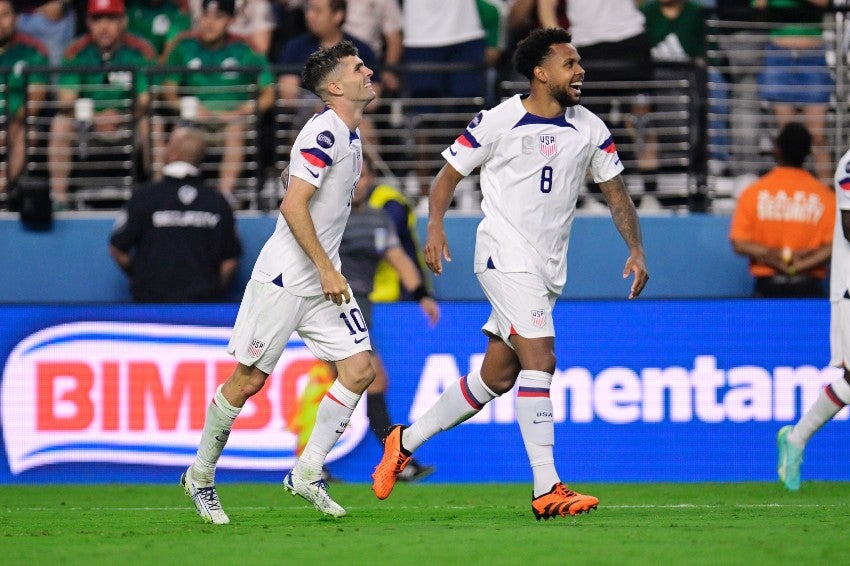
[0,300,844,484]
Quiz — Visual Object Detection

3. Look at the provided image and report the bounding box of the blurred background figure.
[0,0,49,196]
[753,0,833,184]
[343,0,402,93]
[729,123,834,298]
[188,0,277,58]
[161,0,275,203]
[109,126,243,302]
[14,0,76,65]
[48,0,156,209]
[126,0,192,62]
[401,0,487,198]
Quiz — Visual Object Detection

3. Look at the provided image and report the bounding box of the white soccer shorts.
[476,269,558,345]
[228,279,372,374]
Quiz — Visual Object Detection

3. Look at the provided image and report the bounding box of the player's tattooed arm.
[598,174,649,298]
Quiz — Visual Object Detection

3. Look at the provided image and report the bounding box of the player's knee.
[528,352,556,375]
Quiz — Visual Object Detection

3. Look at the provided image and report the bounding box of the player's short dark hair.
[513,28,573,80]
[775,122,812,167]
[302,40,359,98]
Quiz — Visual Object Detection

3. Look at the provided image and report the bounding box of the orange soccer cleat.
[531,482,599,520]
[371,425,411,500]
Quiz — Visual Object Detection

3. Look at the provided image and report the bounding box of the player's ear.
[533,65,547,84]
[326,79,344,97]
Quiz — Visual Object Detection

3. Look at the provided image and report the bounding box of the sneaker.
[180,466,230,525]
[371,424,411,500]
[777,425,803,491]
[283,471,346,517]
[397,458,434,483]
[531,482,598,520]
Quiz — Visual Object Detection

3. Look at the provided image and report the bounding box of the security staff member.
[109,127,242,302]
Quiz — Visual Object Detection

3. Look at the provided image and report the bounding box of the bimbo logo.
[1,322,367,475]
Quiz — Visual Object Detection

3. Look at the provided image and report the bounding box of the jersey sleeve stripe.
[599,136,617,154]
[457,131,481,148]
[300,148,333,168]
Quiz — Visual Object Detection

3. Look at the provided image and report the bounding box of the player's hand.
[623,250,649,299]
[320,270,351,305]
[424,223,451,275]
[418,297,441,327]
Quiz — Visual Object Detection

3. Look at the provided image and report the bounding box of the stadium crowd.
[0,0,843,212]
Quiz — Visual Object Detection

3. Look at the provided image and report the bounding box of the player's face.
[87,15,126,51]
[198,10,231,43]
[0,2,16,46]
[333,55,376,104]
[541,43,584,108]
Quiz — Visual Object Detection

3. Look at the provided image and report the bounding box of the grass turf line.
[2,482,848,565]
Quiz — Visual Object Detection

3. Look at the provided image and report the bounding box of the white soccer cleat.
[283,470,347,517]
[180,466,230,525]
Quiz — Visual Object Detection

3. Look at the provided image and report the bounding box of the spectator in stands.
[713,0,769,179]
[338,153,439,481]
[47,0,156,209]
[126,0,192,61]
[640,0,731,178]
[343,0,402,93]
[162,0,276,202]
[729,123,834,298]
[14,0,75,65]
[0,0,49,196]
[476,0,507,105]
[402,0,487,197]
[277,0,381,103]
[268,0,305,61]
[538,0,660,206]
[109,126,243,302]
[754,0,833,184]
[188,0,277,57]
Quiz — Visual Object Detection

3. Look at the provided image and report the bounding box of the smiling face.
[330,55,376,105]
[537,42,584,108]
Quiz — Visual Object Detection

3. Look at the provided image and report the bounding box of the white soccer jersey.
[443,94,624,293]
[252,108,362,296]
[831,148,850,302]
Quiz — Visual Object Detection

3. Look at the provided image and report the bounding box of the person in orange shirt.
[730,122,835,297]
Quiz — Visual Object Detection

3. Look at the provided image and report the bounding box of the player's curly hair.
[302,40,359,99]
[512,28,573,81]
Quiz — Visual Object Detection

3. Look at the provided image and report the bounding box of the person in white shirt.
[777,148,850,491]
[180,40,377,524]
[371,28,649,520]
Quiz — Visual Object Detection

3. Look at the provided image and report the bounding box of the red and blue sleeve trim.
[456,131,481,149]
[300,147,333,168]
[599,136,617,154]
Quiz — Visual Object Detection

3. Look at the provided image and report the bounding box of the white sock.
[294,380,360,479]
[515,370,560,497]
[403,370,498,453]
[789,378,850,447]
[192,384,241,485]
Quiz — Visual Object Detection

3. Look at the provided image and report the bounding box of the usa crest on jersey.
[539,135,557,158]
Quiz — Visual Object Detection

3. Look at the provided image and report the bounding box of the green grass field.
[1,482,848,565]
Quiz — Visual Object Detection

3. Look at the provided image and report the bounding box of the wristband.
[412,285,430,301]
